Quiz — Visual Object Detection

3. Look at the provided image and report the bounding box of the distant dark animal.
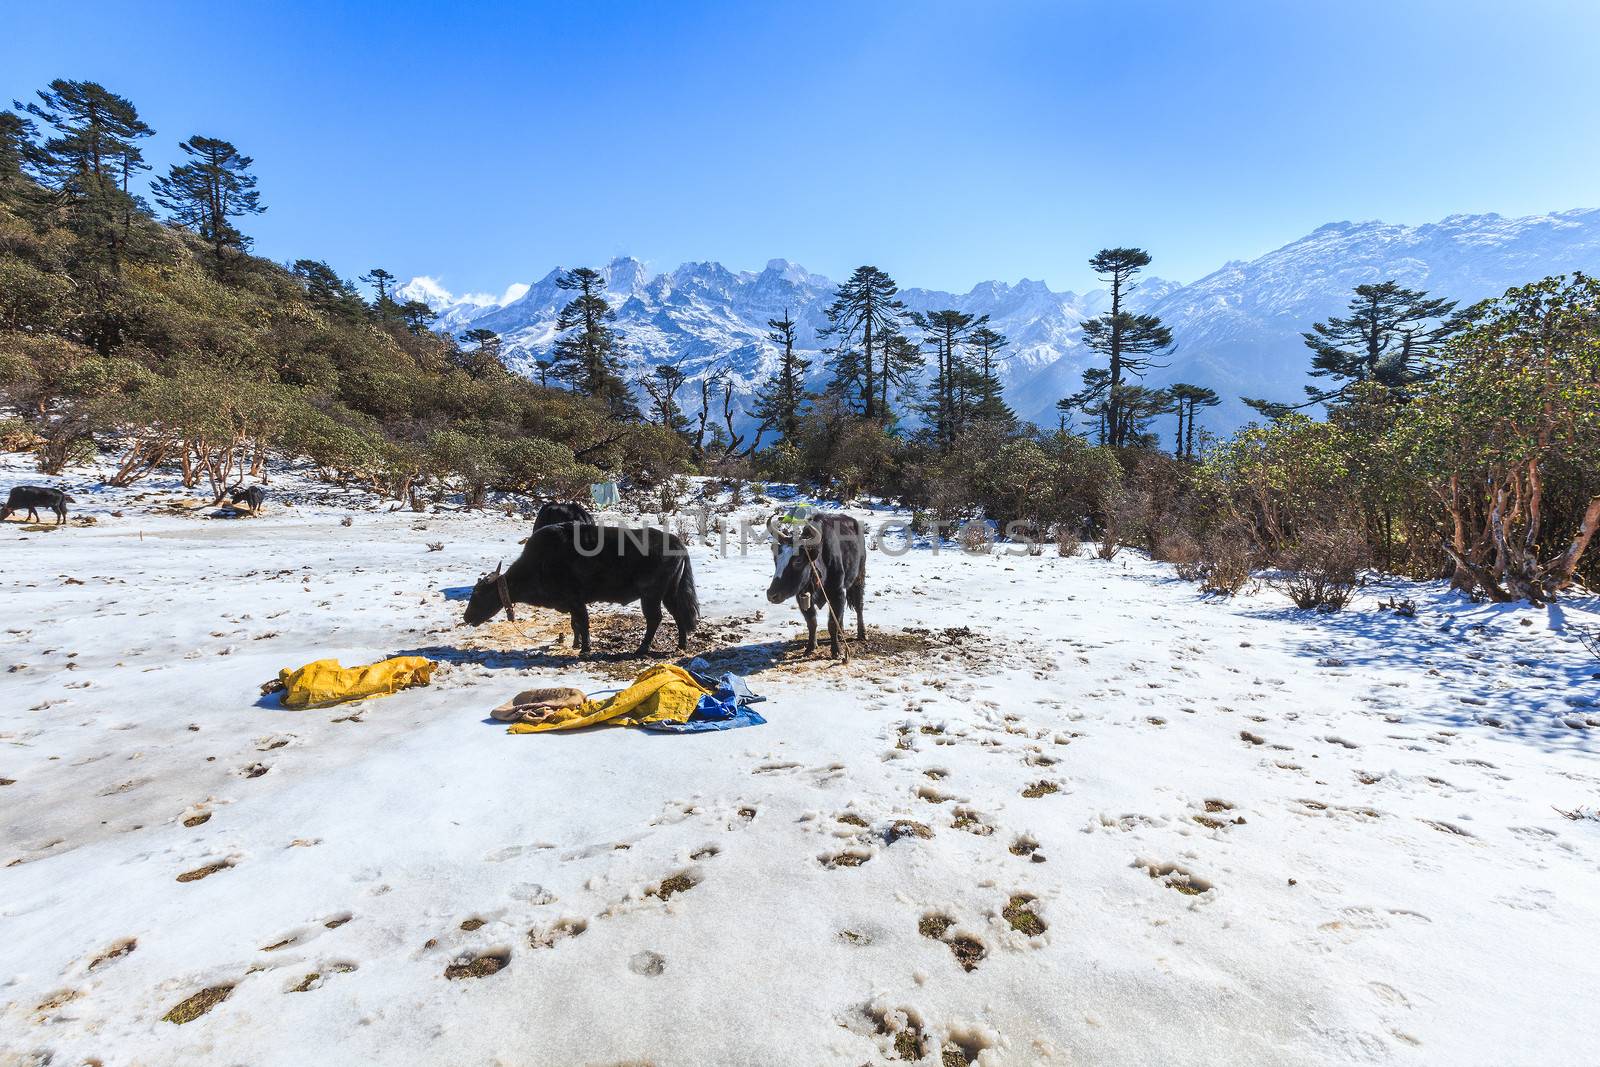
[228,485,266,513]
[464,523,698,657]
[534,500,594,529]
[1,486,74,525]
[765,512,866,658]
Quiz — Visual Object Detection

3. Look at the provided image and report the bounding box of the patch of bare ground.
[463,610,1005,681]
[444,949,509,979]
[1002,895,1046,936]
[163,985,232,1024]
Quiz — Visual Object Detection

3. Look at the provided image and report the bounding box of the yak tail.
[671,550,701,632]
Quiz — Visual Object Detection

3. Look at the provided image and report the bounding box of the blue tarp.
[637,669,767,733]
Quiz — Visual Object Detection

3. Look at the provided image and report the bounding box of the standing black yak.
[765,512,866,658]
[463,523,698,657]
[1,486,74,525]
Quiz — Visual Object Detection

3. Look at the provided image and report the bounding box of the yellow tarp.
[277,656,436,709]
[507,663,709,733]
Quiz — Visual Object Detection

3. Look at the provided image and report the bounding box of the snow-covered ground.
[3,458,1599,1067]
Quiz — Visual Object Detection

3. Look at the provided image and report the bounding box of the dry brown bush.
[1273,525,1367,611]
[1198,523,1254,596]
[1156,530,1205,580]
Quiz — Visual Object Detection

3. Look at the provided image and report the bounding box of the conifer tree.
[0,110,36,191]
[360,267,398,318]
[751,308,811,440]
[1244,281,1463,417]
[1071,248,1173,447]
[1167,382,1221,458]
[456,328,503,378]
[400,300,438,335]
[18,79,154,255]
[964,323,1014,428]
[292,259,367,319]
[550,266,636,418]
[875,329,924,426]
[818,266,905,420]
[912,309,983,447]
[150,136,264,262]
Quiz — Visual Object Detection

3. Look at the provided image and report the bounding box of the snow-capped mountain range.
[396,208,1600,435]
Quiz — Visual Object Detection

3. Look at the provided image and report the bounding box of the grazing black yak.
[534,500,594,529]
[228,485,266,512]
[1,486,74,525]
[464,523,698,657]
[766,512,866,658]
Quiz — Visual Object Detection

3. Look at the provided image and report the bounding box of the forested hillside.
[0,81,687,510]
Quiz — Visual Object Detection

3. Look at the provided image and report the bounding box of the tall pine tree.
[550,267,636,418]
[964,323,1014,428]
[751,308,811,440]
[1244,281,1463,417]
[912,309,983,448]
[18,79,154,258]
[1071,248,1173,447]
[151,136,264,263]
[818,266,905,420]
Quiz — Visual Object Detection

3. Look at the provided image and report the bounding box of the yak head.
[766,513,822,605]
[463,561,516,626]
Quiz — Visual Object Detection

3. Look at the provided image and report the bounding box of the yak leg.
[825,579,849,658]
[801,601,818,654]
[667,600,693,652]
[848,579,865,639]
[638,597,663,657]
[27,507,39,522]
[579,604,598,655]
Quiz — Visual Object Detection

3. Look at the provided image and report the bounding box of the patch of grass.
[894,1028,925,1061]
[918,914,953,940]
[444,951,508,979]
[460,918,485,932]
[176,861,230,883]
[182,812,211,827]
[1020,781,1058,798]
[648,873,697,901]
[837,812,869,827]
[162,985,231,1024]
[288,972,320,993]
[1002,896,1046,936]
[943,1046,973,1066]
[1192,814,1226,829]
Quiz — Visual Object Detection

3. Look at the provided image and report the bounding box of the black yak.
[765,512,866,658]
[1,486,74,525]
[228,485,266,512]
[534,500,594,529]
[464,523,698,657]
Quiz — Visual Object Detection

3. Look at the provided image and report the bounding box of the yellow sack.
[276,656,436,709]
[507,664,709,733]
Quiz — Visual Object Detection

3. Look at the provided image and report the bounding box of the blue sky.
[6,0,1598,297]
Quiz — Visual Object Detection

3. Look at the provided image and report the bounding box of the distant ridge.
[400,208,1600,434]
